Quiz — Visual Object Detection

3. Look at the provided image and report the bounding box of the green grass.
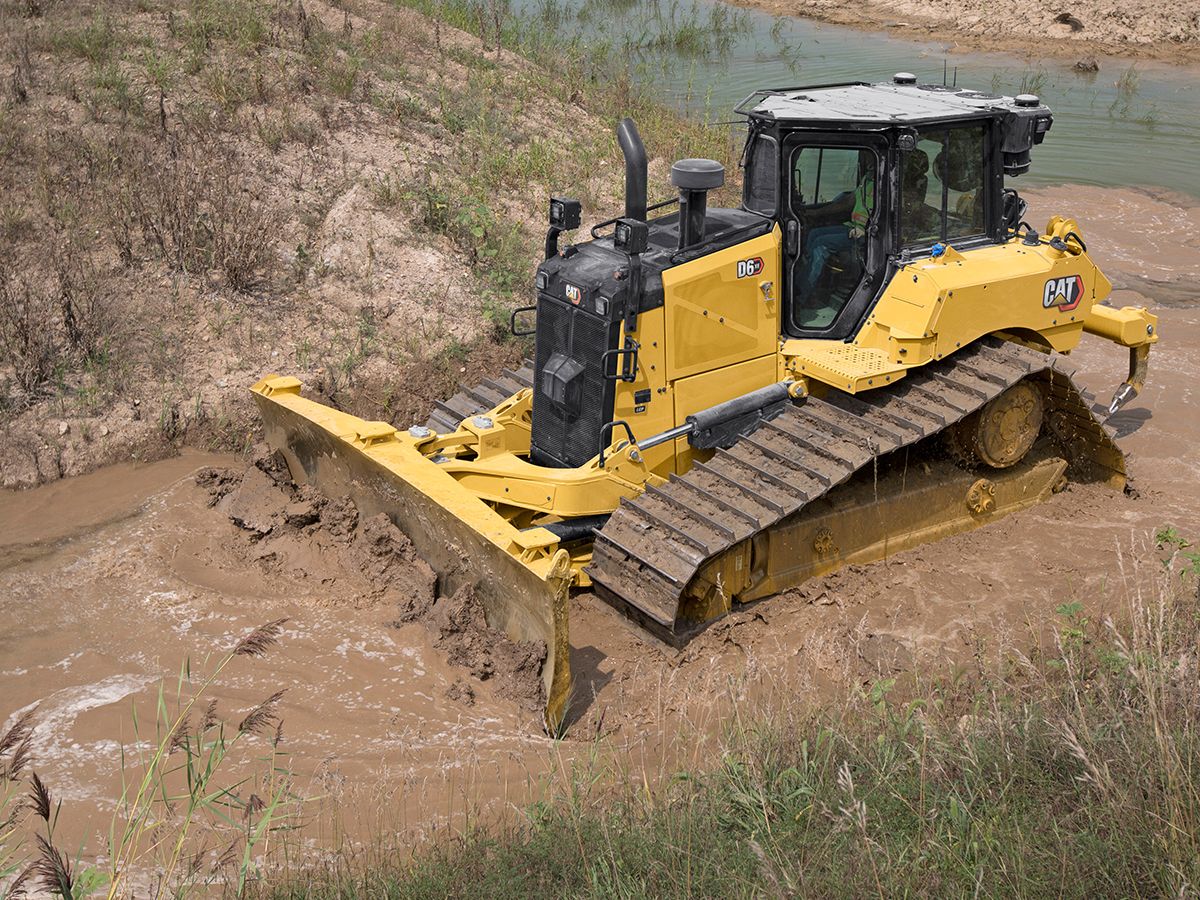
[48,11,120,63]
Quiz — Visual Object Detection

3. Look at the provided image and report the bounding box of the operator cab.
[739,77,1052,340]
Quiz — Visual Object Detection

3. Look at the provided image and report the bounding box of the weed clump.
[101,141,280,292]
[0,254,116,405]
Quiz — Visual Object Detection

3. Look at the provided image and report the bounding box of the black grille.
[531,294,620,468]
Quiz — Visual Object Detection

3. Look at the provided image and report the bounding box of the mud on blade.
[251,375,572,733]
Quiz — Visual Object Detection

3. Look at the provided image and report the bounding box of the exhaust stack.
[616,118,647,222]
[671,158,725,249]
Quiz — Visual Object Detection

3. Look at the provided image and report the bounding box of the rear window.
[743,133,777,215]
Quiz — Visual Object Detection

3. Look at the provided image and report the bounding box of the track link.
[587,338,1124,638]
[425,362,535,434]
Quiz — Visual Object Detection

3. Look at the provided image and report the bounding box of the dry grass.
[0,250,117,407]
[100,139,281,291]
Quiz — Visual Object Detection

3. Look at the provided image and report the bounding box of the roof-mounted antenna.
[942,59,947,86]
[953,66,958,87]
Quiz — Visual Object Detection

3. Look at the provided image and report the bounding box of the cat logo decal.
[1042,275,1084,312]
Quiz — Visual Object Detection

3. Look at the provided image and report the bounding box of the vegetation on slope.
[0,0,742,488]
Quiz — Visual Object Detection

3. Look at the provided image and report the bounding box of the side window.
[743,134,777,215]
[901,124,986,247]
[788,146,877,331]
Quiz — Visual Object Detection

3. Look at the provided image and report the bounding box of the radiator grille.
[530,294,619,468]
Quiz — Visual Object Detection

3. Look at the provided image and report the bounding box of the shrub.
[0,267,61,400]
[0,251,118,405]
[101,142,280,291]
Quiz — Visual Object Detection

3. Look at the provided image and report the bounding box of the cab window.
[901,124,986,247]
[788,146,877,331]
[743,133,778,215]
[792,147,863,208]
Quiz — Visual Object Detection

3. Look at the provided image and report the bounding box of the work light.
[613,217,648,255]
[548,196,581,230]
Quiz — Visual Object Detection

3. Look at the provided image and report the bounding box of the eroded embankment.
[722,0,1200,65]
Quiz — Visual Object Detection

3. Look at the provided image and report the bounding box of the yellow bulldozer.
[253,77,1157,731]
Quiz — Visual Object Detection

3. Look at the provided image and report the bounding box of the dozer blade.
[251,376,572,733]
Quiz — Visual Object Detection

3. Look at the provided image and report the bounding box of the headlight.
[548,196,581,229]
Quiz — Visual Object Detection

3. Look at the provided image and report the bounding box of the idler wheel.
[946,380,1045,469]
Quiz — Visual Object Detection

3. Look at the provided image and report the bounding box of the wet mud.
[198,448,548,712]
[2,187,1198,868]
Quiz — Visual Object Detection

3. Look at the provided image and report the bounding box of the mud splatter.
[198,448,546,710]
[428,586,548,713]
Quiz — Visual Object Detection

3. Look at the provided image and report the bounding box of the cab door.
[780,133,889,341]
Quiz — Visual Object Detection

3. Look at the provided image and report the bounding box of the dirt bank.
[0,0,623,490]
[727,0,1200,65]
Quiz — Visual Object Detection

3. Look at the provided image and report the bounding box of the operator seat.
[901,148,936,234]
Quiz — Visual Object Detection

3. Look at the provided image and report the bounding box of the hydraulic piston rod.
[637,382,801,452]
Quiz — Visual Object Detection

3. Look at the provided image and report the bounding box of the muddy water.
[1022,185,1200,306]
[0,452,551,864]
[2,189,1199,872]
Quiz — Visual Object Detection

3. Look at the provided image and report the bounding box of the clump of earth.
[197,447,548,711]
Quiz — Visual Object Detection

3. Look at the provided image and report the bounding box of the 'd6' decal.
[736,257,764,279]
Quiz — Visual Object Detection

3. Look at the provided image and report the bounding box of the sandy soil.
[727,0,1200,64]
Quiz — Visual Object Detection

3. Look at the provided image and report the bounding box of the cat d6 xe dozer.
[254,77,1157,731]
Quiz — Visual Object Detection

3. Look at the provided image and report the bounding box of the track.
[586,337,1125,640]
[425,363,535,434]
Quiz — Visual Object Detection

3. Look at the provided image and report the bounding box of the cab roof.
[739,80,1048,125]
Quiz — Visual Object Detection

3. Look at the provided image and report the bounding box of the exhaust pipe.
[616,118,647,222]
